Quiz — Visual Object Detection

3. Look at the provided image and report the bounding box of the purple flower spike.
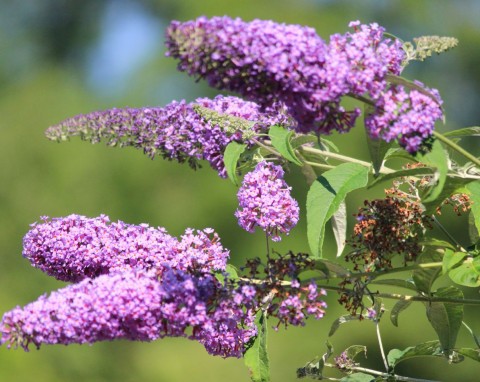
[235,162,299,241]
[23,214,230,282]
[0,271,164,350]
[46,95,290,177]
[166,17,404,134]
[365,84,443,154]
[0,269,257,358]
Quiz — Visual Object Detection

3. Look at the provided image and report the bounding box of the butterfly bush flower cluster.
[46,95,291,177]
[23,214,229,282]
[235,161,299,242]
[166,16,443,153]
[0,269,257,358]
[2,214,327,356]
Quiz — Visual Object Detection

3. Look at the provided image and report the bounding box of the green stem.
[325,364,440,382]
[303,160,335,171]
[433,130,480,167]
[376,321,389,372]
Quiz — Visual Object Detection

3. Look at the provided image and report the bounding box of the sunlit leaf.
[443,127,480,138]
[442,249,466,275]
[244,312,270,382]
[332,201,347,257]
[340,373,375,382]
[224,141,247,186]
[387,340,442,368]
[419,140,448,203]
[448,258,480,287]
[268,125,302,166]
[307,163,369,258]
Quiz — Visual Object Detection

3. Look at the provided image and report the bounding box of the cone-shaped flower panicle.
[365,84,443,154]
[23,215,230,282]
[166,17,404,134]
[235,162,299,241]
[45,95,290,177]
[0,269,257,357]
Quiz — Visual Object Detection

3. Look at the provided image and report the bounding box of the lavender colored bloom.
[0,271,164,350]
[0,269,257,357]
[23,214,230,282]
[45,95,290,177]
[365,84,443,153]
[166,17,404,134]
[235,162,299,242]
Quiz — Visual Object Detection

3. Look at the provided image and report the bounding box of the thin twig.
[376,322,389,372]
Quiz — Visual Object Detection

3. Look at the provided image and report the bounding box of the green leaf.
[467,181,480,235]
[367,166,435,189]
[419,140,448,203]
[364,104,394,176]
[314,259,350,278]
[419,238,456,251]
[387,340,442,368]
[345,345,367,360]
[307,163,369,258]
[443,127,480,138]
[448,258,480,287]
[426,286,464,353]
[340,373,375,382]
[225,264,239,279]
[369,278,418,292]
[244,312,270,382]
[469,212,480,245]
[224,142,247,186]
[412,248,443,294]
[268,125,302,166]
[442,249,466,275]
[456,348,480,362]
[332,201,347,257]
[329,315,360,337]
[291,134,318,149]
[390,300,413,327]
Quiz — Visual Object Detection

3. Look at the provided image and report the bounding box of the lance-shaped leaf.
[387,340,442,369]
[244,312,270,382]
[390,300,413,327]
[268,125,302,166]
[332,201,347,257]
[314,259,350,278]
[224,142,247,186]
[367,166,435,189]
[419,140,448,204]
[422,176,472,215]
[443,126,480,138]
[456,348,480,362]
[369,278,418,292]
[307,163,369,258]
[426,286,464,354]
[329,315,361,337]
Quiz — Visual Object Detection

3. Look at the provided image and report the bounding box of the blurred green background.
[0,1,479,381]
